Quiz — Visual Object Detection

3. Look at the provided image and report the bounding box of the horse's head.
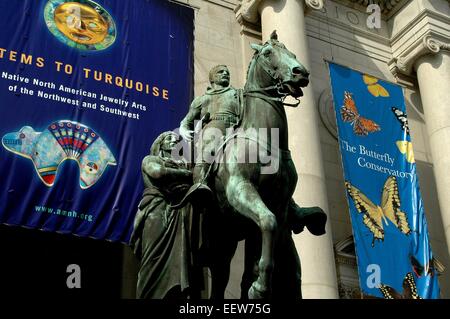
[249,31,309,98]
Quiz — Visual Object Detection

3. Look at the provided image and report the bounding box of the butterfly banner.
[0,0,193,243]
[328,63,440,298]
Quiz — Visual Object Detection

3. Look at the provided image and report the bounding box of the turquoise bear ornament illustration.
[2,120,117,189]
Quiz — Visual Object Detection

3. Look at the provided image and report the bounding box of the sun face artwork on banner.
[328,63,440,298]
[44,0,116,51]
[0,0,194,242]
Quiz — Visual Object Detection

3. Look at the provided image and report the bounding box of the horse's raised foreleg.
[226,176,276,299]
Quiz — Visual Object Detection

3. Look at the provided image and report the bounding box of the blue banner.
[0,0,194,243]
[328,63,440,298]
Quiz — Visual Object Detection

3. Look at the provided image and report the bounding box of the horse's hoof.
[290,206,327,236]
[248,282,268,299]
[305,208,327,236]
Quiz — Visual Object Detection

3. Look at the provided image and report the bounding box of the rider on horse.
[179,65,326,236]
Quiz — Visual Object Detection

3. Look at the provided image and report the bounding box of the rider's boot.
[288,199,327,236]
[171,163,213,208]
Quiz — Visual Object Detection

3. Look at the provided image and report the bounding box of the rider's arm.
[180,96,203,140]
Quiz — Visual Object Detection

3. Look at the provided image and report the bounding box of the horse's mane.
[245,57,256,84]
[245,39,287,83]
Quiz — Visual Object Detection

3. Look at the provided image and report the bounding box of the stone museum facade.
[121,0,450,299]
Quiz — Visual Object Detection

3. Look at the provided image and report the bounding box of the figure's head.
[54,2,109,45]
[209,65,230,87]
[150,131,180,157]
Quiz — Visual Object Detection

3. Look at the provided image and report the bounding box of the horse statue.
[199,31,312,299]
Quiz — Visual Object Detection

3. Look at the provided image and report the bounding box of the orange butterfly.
[340,91,381,136]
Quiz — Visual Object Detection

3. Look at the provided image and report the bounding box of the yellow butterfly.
[363,74,390,97]
[345,176,411,247]
[396,141,415,163]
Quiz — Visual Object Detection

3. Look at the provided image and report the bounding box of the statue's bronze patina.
[133,31,327,299]
[180,65,240,195]
[130,132,203,299]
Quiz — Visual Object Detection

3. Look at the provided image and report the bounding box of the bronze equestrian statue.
[131,31,326,299]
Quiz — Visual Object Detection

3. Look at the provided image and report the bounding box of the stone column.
[257,0,339,299]
[414,39,450,255]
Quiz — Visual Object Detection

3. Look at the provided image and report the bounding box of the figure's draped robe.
[130,157,202,299]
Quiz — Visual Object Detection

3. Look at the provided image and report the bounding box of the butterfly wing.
[340,106,358,123]
[363,74,378,85]
[402,273,422,299]
[341,92,358,122]
[396,141,415,163]
[353,118,368,136]
[343,91,357,112]
[353,117,381,136]
[376,84,389,97]
[392,107,410,135]
[381,176,411,235]
[363,75,390,97]
[367,84,381,97]
[379,284,403,299]
[410,255,425,277]
[410,255,441,277]
[380,273,421,299]
[367,84,390,97]
[345,181,384,244]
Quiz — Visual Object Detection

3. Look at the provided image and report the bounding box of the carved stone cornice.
[336,255,357,267]
[388,4,450,85]
[236,0,324,24]
[237,0,262,24]
[389,33,450,80]
[346,0,403,15]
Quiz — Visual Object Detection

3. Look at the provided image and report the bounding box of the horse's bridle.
[244,47,301,108]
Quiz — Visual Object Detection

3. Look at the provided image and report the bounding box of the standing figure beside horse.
[130,132,204,299]
[178,31,327,299]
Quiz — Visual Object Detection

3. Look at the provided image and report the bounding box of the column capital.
[422,35,450,54]
[236,0,324,25]
[304,0,324,11]
[389,5,450,84]
[389,33,450,83]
